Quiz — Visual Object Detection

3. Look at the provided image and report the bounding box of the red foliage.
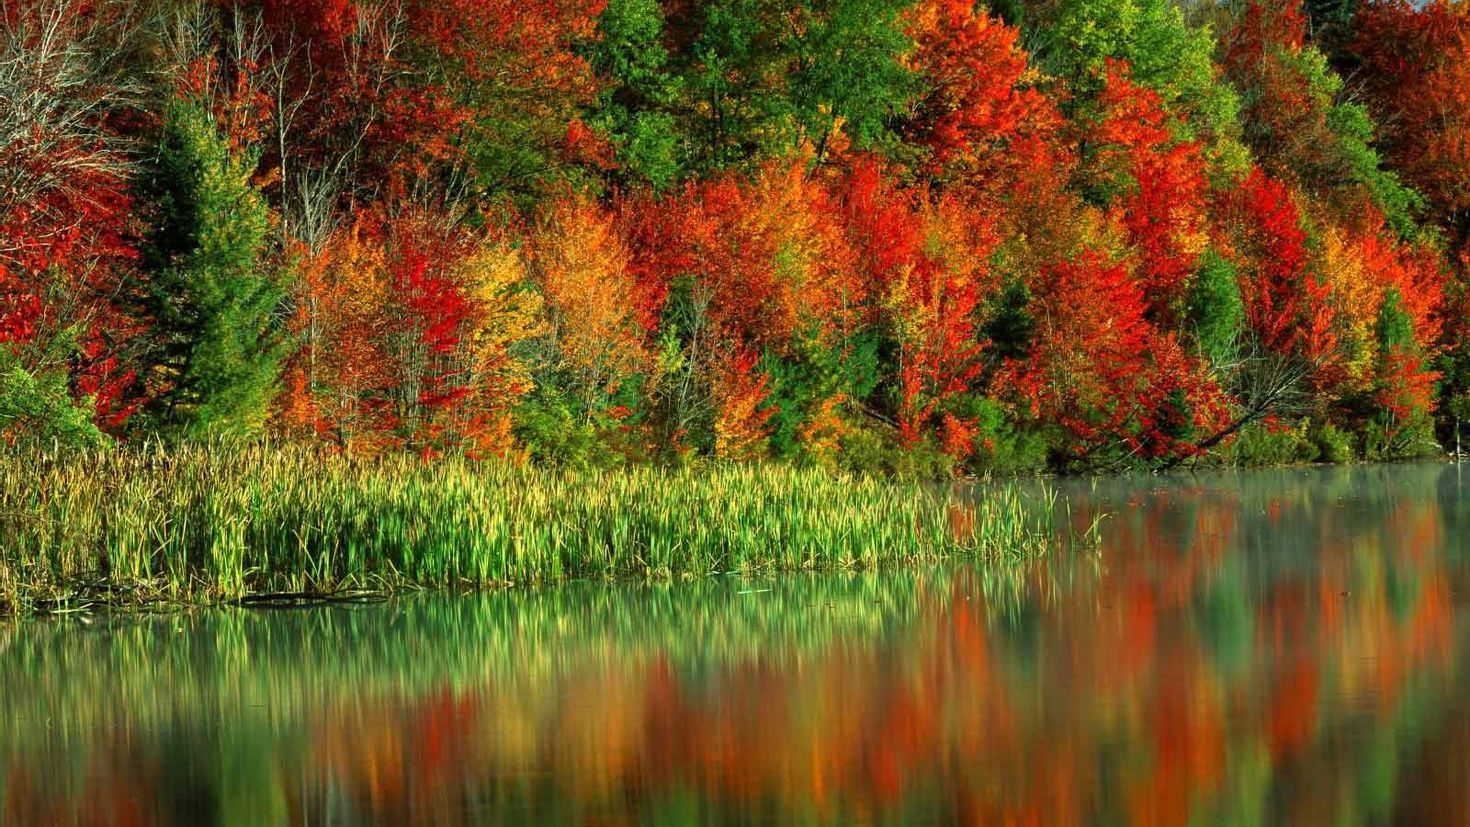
[1228,169,1337,365]
[1004,253,1147,448]
[1375,347,1438,431]
[0,0,143,427]
[1357,231,1446,351]
[838,159,994,447]
[1224,0,1307,67]
[387,223,476,400]
[905,0,1061,187]
[712,345,777,460]
[406,0,605,91]
[628,159,864,352]
[1352,0,1470,236]
[279,210,507,453]
[613,190,685,334]
[1096,63,1210,321]
[243,0,473,205]
[1001,251,1227,458]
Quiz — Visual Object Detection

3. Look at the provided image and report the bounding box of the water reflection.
[2,463,1468,825]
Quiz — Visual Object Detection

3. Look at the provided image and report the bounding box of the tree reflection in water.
[2,463,1466,826]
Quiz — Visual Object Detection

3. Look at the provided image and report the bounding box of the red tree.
[1095,62,1210,322]
[1227,169,1337,366]
[839,159,995,449]
[1352,0,1470,241]
[0,0,142,429]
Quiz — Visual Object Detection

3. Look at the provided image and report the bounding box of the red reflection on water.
[2,469,1464,826]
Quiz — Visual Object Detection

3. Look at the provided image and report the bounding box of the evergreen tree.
[1375,287,1415,356]
[1369,287,1438,456]
[140,100,286,437]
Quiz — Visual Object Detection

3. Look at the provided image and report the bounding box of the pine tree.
[141,100,287,437]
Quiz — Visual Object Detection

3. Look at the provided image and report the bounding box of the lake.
[2,463,1467,825]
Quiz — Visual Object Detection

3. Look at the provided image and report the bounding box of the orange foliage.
[533,195,649,412]
[279,210,541,454]
[905,0,1062,188]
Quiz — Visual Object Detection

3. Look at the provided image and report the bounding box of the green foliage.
[957,396,1052,474]
[1369,288,1437,455]
[1375,287,1415,354]
[512,389,609,468]
[1233,33,1425,238]
[589,0,686,188]
[0,350,107,450]
[678,0,918,170]
[836,424,957,479]
[983,276,1037,364]
[1360,417,1438,461]
[1326,101,1425,241]
[1228,420,1319,466]
[984,0,1027,27]
[1226,418,1362,466]
[1450,392,1470,424]
[141,100,286,439]
[761,330,880,461]
[784,0,920,154]
[1310,420,1355,463]
[513,379,651,468]
[1187,251,1244,366]
[1304,0,1358,38]
[652,276,717,454]
[1048,0,1247,174]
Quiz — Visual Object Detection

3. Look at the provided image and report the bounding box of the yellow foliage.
[535,198,649,403]
[459,240,545,408]
[1319,227,1384,392]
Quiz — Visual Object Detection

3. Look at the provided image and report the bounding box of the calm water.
[3,463,1470,826]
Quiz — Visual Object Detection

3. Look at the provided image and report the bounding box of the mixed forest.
[5,0,1470,474]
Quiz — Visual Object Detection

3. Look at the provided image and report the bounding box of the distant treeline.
[3,0,1470,473]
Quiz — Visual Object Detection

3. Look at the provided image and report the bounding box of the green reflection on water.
[2,462,1468,826]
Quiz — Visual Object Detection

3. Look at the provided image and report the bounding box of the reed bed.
[0,445,1071,616]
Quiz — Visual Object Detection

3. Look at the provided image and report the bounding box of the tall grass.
[0,444,1074,616]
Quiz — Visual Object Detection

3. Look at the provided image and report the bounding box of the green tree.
[141,100,286,438]
[589,0,687,189]
[675,0,918,171]
[1375,287,1415,355]
[0,349,107,450]
[1367,287,1437,457]
[1187,251,1245,366]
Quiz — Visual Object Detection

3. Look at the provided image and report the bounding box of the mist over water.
[3,463,1468,825]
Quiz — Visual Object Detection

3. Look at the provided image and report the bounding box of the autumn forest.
[5,0,1470,474]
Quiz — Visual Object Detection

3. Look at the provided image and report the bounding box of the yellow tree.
[458,238,546,457]
[532,196,650,421]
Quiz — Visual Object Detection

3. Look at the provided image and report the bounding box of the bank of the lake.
[0,446,1085,617]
